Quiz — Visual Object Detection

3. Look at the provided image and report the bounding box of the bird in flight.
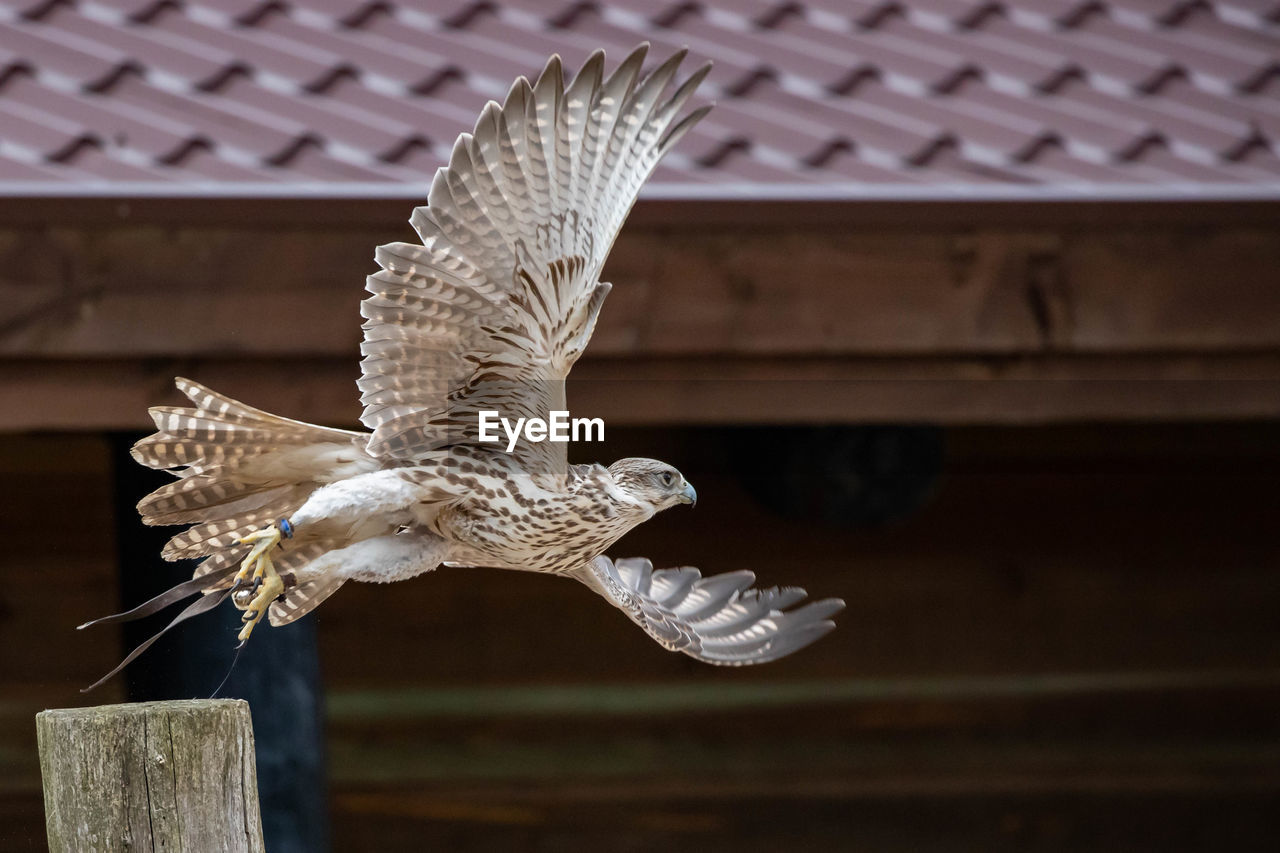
[82,45,843,689]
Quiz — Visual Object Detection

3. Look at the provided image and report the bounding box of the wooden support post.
[110,433,329,852]
[36,699,265,853]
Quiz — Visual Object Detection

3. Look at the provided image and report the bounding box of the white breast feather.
[290,469,426,538]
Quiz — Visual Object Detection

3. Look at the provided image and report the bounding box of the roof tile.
[39,5,241,90]
[0,0,1277,192]
[787,17,982,93]
[0,154,67,180]
[3,72,200,160]
[978,15,1185,92]
[182,1,291,26]
[655,13,854,91]
[252,10,461,89]
[698,100,840,162]
[0,18,136,89]
[86,0,188,21]
[355,8,558,89]
[750,79,946,164]
[1017,142,1162,181]
[1129,141,1278,178]
[0,98,96,160]
[556,8,762,93]
[103,72,312,160]
[214,75,423,159]
[49,143,180,180]
[163,144,278,180]
[854,79,1055,161]
[685,144,836,182]
[143,4,353,90]
[1059,78,1252,156]
[275,137,407,179]
[1075,12,1274,90]
[854,17,1054,91]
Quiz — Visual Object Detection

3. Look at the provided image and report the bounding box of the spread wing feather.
[579,557,845,666]
[358,45,711,482]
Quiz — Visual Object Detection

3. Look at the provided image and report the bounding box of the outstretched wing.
[358,45,711,483]
[577,556,845,665]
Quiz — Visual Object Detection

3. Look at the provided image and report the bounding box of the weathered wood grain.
[3,222,1280,425]
[3,227,1280,358]
[36,700,263,853]
[326,786,1280,852]
[2,352,1280,431]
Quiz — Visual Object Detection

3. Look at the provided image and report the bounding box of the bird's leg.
[233,519,293,642]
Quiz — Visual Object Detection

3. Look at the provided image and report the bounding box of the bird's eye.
[660,472,674,487]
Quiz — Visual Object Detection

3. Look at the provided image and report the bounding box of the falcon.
[82,45,843,688]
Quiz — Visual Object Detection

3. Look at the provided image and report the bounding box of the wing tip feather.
[587,556,842,667]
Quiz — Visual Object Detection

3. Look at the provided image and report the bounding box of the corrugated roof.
[0,0,1278,196]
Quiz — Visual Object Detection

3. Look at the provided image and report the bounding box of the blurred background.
[2,0,1279,850]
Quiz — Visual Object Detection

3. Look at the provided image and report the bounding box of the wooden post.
[111,432,330,851]
[36,699,265,853]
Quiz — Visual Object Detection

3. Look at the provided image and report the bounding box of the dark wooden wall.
[2,422,1279,851]
[3,200,1277,849]
[2,209,1280,429]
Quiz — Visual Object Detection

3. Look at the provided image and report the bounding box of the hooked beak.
[678,481,697,507]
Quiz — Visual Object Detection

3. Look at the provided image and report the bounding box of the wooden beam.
[1,193,1277,230]
[36,700,264,853]
[3,222,1280,425]
[2,226,1280,358]
[1,353,1278,431]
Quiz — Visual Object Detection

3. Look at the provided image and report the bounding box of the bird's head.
[607,458,697,513]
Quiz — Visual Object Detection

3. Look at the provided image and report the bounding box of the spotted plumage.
[85,45,842,686]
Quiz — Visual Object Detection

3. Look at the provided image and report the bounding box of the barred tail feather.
[138,475,283,525]
[269,573,346,627]
[132,378,378,575]
[190,544,252,583]
[160,491,308,560]
[132,377,364,472]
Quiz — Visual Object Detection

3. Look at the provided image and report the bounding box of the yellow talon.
[234,525,282,586]
[237,571,284,642]
[233,524,286,642]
